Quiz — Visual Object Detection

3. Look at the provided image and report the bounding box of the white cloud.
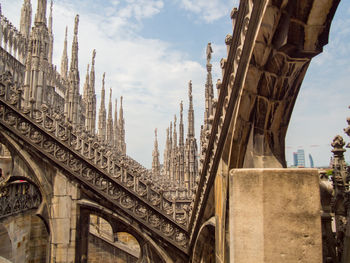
[177,0,238,23]
[2,0,206,167]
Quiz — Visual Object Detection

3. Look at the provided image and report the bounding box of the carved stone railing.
[0,180,41,219]
[188,0,259,243]
[0,71,189,253]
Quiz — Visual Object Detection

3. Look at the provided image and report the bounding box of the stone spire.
[34,0,47,25]
[89,50,96,95]
[173,115,177,152]
[119,96,126,154]
[185,80,198,192]
[152,128,161,179]
[113,99,119,150]
[60,26,68,80]
[168,121,173,181]
[171,115,178,182]
[204,42,214,131]
[20,0,32,39]
[106,88,114,146]
[178,101,185,185]
[98,73,106,142]
[88,49,97,133]
[83,64,89,102]
[187,81,195,137]
[66,14,80,128]
[47,0,53,64]
[70,15,79,74]
[23,0,50,109]
[179,102,184,147]
[163,127,170,180]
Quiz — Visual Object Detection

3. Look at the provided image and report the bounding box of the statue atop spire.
[34,0,47,25]
[20,0,32,39]
[74,14,79,35]
[206,42,213,64]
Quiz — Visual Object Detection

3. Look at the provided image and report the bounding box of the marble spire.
[20,0,32,39]
[60,26,68,79]
[98,73,106,142]
[106,88,114,146]
[152,128,161,179]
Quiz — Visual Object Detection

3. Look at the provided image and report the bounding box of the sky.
[2,0,350,168]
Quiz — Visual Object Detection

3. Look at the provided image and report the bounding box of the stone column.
[228,168,322,263]
[49,170,80,263]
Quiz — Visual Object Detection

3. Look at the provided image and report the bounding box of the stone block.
[53,172,67,196]
[51,196,72,219]
[51,218,70,244]
[229,168,322,263]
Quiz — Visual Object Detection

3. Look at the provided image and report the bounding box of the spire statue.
[34,0,47,25]
[20,0,32,39]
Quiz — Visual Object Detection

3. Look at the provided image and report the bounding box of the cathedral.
[0,0,345,262]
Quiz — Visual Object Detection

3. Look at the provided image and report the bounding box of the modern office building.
[309,154,314,168]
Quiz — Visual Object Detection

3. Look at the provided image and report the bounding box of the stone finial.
[74,14,79,35]
[187,80,195,138]
[92,49,96,65]
[331,135,345,158]
[34,0,47,25]
[206,43,213,65]
[48,0,53,33]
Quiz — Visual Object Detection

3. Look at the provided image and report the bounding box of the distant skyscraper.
[293,152,298,167]
[292,149,305,167]
[297,149,305,167]
[309,154,314,168]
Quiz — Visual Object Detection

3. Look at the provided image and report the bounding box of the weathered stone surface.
[229,168,322,263]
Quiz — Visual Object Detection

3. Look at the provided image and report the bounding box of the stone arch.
[192,217,215,263]
[78,199,177,263]
[88,213,141,262]
[0,130,52,203]
[0,130,53,235]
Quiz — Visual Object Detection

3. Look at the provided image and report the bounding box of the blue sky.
[2,0,350,168]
